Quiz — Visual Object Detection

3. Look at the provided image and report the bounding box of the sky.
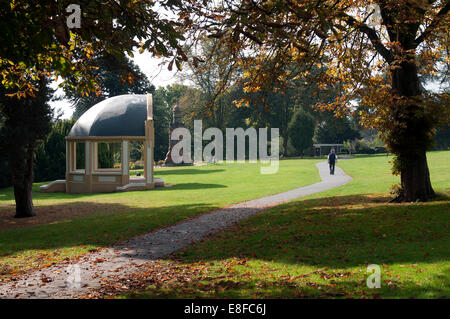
[50,50,183,119]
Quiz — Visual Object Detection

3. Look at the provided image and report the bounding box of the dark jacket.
[328,153,337,163]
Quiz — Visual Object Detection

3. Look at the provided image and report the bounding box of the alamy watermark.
[66,264,81,289]
[66,4,81,29]
[366,264,381,289]
[171,120,280,174]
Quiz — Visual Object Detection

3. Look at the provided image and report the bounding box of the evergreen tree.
[34,119,74,182]
[0,79,52,217]
[288,108,315,157]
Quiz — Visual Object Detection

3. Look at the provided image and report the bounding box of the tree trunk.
[282,132,288,157]
[399,151,435,202]
[390,58,435,202]
[13,146,35,218]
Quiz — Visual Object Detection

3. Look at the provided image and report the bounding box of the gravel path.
[0,161,351,299]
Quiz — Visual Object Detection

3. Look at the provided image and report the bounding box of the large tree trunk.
[399,151,435,202]
[13,146,35,218]
[390,58,435,202]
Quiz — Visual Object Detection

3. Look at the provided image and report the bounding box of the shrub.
[130,162,144,170]
[354,139,376,154]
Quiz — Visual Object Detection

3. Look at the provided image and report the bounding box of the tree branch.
[342,13,394,63]
[414,1,450,47]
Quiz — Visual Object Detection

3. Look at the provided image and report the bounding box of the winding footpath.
[0,161,351,299]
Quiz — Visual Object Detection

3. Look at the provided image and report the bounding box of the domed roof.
[69,94,147,137]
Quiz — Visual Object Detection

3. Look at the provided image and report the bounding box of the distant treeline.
[0,114,448,189]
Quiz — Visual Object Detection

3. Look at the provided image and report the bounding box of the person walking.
[328,149,337,175]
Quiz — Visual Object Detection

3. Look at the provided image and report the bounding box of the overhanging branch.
[342,13,394,63]
[414,1,450,47]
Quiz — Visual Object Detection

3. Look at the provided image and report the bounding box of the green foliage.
[0,79,53,184]
[434,125,450,150]
[158,84,191,110]
[288,108,315,156]
[0,114,8,187]
[352,137,387,154]
[97,143,121,169]
[153,86,182,160]
[66,56,155,119]
[315,112,360,144]
[187,0,449,201]
[0,155,8,188]
[0,1,187,97]
[34,119,74,182]
[130,162,144,170]
[130,142,144,163]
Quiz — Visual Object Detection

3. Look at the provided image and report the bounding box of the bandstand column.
[122,140,130,184]
[93,142,98,171]
[65,140,70,193]
[85,141,93,193]
[145,140,153,184]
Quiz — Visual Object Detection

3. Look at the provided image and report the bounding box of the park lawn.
[0,159,321,280]
[122,151,449,299]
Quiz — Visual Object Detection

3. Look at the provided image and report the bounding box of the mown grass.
[0,159,320,279]
[124,151,449,299]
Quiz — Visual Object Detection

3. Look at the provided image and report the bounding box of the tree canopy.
[186,0,450,201]
[0,0,189,98]
[64,55,155,119]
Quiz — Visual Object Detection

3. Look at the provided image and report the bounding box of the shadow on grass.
[155,168,225,175]
[172,194,450,269]
[0,188,101,202]
[157,183,227,191]
[2,193,448,269]
[348,153,393,159]
[0,167,224,202]
[0,181,227,202]
[0,201,218,259]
